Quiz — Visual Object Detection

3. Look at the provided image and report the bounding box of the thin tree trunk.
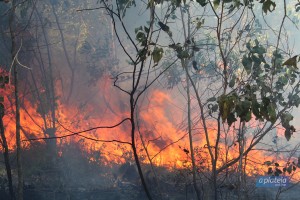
[9,0,23,199]
[238,122,245,200]
[14,43,23,200]
[179,4,202,199]
[0,117,14,200]
[51,3,75,103]
[34,5,57,158]
[130,96,153,200]
[183,64,202,200]
[212,116,221,200]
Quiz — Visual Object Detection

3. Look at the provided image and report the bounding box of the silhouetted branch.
[23,118,131,143]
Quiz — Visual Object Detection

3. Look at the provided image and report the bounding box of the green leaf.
[244,111,251,122]
[196,21,203,30]
[196,0,207,7]
[242,55,252,74]
[274,169,281,176]
[276,168,282,174]
[284,126,295,141]
[285,129,293,141]
[229,74,236,88]
[236,100,251,121]
[177,50,189,59]
[144,26,150,33]
[218,94,238,124]
[262,0,276,14]
[252,99,261,119]
[0,96,3,102]
[218,95,228,122]
[267,103,276,123]
[138,49,147,61]
[207,97,216,102]
[227,113,237,126]
[282,56,298,68]
[152,47,164,64]
[296,2,300,11]
[252,46,266,56]
[251,54,261,64]
[281,112,293,129]
[275,163,279,167]
[267,167,273,174]
[211,104,218,112]
[280,112,296,141]
[136,32,146,43]
[213,0,220,9]
[158,21,170,32]
[287,164,293,174]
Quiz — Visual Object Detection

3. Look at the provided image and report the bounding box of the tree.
[1,0,300,199]
[0,72,14,200]
[96,1,174,199]
[9,0,23,199]
[96,0,300,199]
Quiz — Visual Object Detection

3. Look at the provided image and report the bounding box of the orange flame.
[1,73,298,180]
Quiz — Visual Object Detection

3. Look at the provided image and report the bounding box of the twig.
[23,118,131,142]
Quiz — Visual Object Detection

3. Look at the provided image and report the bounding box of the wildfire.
[0,72,298,180]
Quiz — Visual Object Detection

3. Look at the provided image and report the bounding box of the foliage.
[1,0,300,199]
[217,39,300,133]
[264,158,300,176]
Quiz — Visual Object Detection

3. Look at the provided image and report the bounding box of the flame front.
[1,73,298,180]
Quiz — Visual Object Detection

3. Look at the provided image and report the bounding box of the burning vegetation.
[1,0,300,200]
